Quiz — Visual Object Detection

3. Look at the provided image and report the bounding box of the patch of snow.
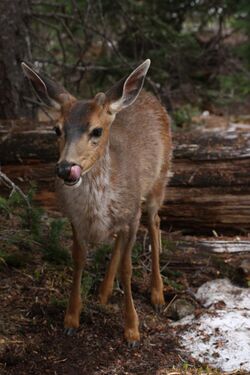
[201,111,210,117]
[228,122,250,131]
[174,279,250,372]
[196,278,250,309]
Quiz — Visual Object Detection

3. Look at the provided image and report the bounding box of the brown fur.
[56,91,172,244]
[22,60,172,345]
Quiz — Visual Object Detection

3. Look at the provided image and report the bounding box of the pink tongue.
[69,165,81,181]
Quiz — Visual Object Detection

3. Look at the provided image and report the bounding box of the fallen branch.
[0,170,31,209]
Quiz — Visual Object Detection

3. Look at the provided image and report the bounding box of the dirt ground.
[0,268,181,375]
[0,214,249,375]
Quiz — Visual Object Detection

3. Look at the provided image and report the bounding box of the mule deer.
[22,60,172,346]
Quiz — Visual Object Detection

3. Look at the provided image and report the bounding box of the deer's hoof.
[64,327,77,336]
[125,327,140,348]
[154,303,164,314]
[127,340,140,349]
[98,293,109,305]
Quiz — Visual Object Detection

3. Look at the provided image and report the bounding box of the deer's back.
[110,90,172,200]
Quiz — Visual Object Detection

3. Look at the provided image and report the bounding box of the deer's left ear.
[21,62,76,109]
[106,59,151,113]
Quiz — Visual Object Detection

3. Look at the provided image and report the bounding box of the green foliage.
[0,187,71,268]
[0,249,28,268]
[0,186,44,241]
[0,196,9,214]
[29,0,249,114]
[132,243,143,264]
[0,187,42,268]
[50,296,68,309]
[172,104,199,128]
[92,244,111,271]
[132,243,143,277]
[0,190,27,216]
[80,244,112,299]
[20,205,44,241]
[219,73,250,99]
[162,238,177,253]
[163,276,184,291]
[42,219,71,265]
[81,272,95,299]
[8,190,24,206]
[33,268,42,281]
[230,0,250,64]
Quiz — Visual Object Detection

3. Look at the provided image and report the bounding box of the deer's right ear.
[21,62,75,109]
[106,59,151,114]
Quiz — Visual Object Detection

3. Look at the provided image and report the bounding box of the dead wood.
[1,120,250,233]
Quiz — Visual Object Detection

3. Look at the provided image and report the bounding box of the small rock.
[166,298,195,320]
[239,259,250,276]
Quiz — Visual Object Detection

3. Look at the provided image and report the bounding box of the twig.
[164,294,177,313]
[23,96,55,121]
[31,0,63,7]
[142,229,148,253]
[33,59,115,71]
[0,171,31,209]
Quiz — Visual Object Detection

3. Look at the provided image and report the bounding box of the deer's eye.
[54,126,62,137]
[90,127,103,138]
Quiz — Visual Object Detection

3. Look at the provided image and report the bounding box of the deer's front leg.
[64,227,85,335]
[99,233,122,305]
[120,216,140,347]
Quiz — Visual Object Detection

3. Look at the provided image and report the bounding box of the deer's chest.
[56,175,117,245]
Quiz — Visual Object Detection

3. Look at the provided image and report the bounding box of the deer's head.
[22,60,150,186]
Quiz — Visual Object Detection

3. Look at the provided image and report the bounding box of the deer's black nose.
[56,160,73,180]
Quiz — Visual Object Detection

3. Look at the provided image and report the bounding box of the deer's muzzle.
[56,161,82,186]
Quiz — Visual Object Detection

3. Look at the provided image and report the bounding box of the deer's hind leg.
[99,234,122,305]
[64,226,86,335]
[147,187,165,311]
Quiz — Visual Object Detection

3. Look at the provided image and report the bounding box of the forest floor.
[0,205,249,375]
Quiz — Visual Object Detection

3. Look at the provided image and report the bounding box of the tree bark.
[1,121,250,234]
[0,0,32,119]
[161,131,250,234]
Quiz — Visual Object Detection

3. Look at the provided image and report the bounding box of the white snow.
[174,279,250,372]
[196,278,250,309]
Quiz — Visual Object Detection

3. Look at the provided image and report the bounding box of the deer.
[21,59,172,347]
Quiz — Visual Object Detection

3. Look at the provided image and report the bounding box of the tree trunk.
[1,121,250,234]
[0,0,32,119]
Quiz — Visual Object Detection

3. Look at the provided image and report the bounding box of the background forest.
[0,0,250,125]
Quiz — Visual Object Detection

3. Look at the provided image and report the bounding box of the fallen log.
[159,235,250,287]
[1,120,250,234]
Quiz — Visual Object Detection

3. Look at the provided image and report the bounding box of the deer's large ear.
[21,62,76,109]
[106,59,151,113]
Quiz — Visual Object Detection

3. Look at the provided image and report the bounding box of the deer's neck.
[85,144,111,195]
[57,144,114,246]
